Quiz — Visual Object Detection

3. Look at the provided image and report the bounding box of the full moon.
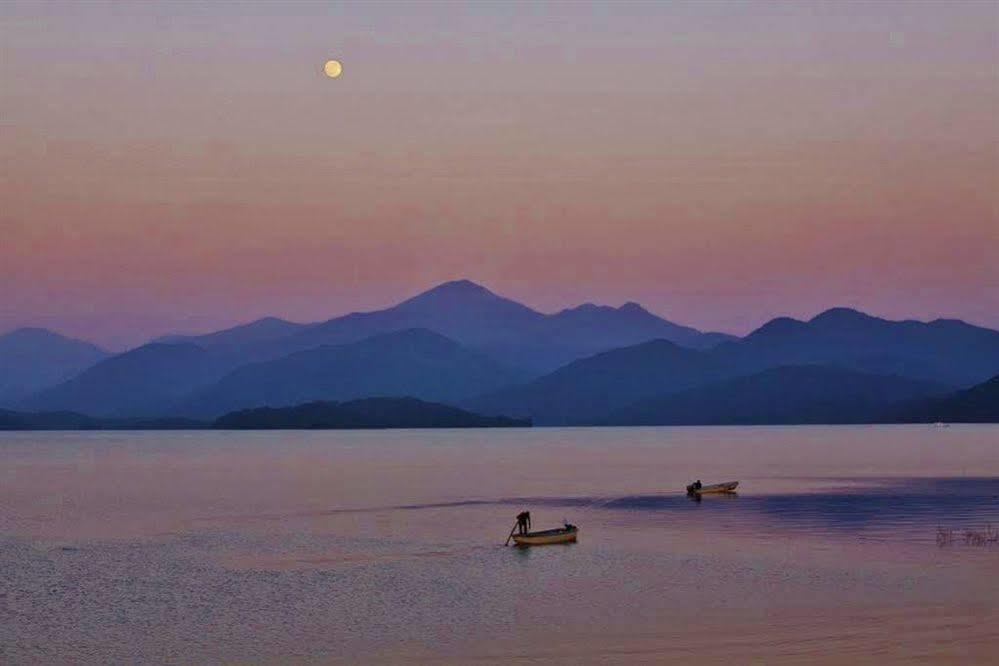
[324,59,343,78]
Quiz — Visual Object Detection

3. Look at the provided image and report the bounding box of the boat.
[511,524,579,547]
[686,480,739,495]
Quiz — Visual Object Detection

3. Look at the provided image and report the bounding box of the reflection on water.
[1,426,997,663]
[526,476,999,538]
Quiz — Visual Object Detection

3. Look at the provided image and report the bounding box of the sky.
[1,1,996,349]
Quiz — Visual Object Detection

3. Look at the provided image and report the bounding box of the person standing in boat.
[516,510,531,535]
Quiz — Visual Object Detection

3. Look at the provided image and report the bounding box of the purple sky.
[2,1,996,349]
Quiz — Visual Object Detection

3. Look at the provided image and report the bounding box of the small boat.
[511,524,579,547]
[686,480,739,495]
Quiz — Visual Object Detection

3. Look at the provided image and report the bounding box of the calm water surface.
[1,426,997,664]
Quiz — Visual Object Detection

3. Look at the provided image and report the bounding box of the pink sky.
[1,1,996,349]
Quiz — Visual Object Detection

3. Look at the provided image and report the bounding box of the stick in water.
[504,520,519,546]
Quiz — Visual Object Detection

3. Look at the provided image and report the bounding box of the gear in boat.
[506,511,579,546]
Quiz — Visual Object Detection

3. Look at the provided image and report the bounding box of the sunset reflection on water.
[1,425,997,663]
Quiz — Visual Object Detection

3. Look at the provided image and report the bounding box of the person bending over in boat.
[516,511,531,535]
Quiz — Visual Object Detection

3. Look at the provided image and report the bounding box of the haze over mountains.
[0,328,108,405]
[468,307,999,425]
[726,307,998,387]
[3,279,998,426]
[27,343,228,418]
[160,279,733,372]
[178,329,523,419]
[14,280,731,418]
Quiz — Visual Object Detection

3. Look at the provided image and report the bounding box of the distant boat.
[934,422,950,428]
[511,524,579,547]
[686,481,739,495]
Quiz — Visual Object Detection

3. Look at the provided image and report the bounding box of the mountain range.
[3,279,998,425]
[9,280,731,417]
[26,343,228,418]
[0,397,526,431]
[160,279,733,372]
[214,397,529,429]
[0,328,108,405]
[177,328,523,419]
[722,307,999,387]
[468,307,999,425]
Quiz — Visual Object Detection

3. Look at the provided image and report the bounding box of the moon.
[324,59,343,78]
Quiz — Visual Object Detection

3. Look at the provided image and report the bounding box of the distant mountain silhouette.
[26,343,228,417]
[470,308,999,425]
[602,365,949,425]
[0,408,204,430]
[0,328,108,405]
[126,280,730,387]
[16,288,998,425]
[545,301,734,354]
[214,397,529,429]
[178,328,524,419]
[156,316,306,349]
[232,280,733,374]
[23,279,728,419]
[32,317,311,417]
[0,398,527,430]
[890,374,999,423]
[0,408,100,430]
[466,339,725,425]
[723,308,999,387]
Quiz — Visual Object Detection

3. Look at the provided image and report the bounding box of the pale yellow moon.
[324,60,343,78]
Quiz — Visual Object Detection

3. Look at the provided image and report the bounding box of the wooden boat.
[686,480,739,495]
[511,524,578,547]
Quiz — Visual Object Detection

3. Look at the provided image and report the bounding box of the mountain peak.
[424,279,492,297]
[750,309,883,339]
[558,303,612,315]
[229,316,302,333]
[397,280,541,320]
[808,307,888,328]
[3,327,66,341]
[746,316,806,339]
[810,307,876,325]
[0,327,107,354]
[557,301,655,318]
[618,302,651,315]
[397,279,504,308]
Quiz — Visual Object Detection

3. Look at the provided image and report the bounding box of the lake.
[2,425,997,664]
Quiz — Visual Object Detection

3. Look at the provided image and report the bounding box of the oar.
[504,520,519,546]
